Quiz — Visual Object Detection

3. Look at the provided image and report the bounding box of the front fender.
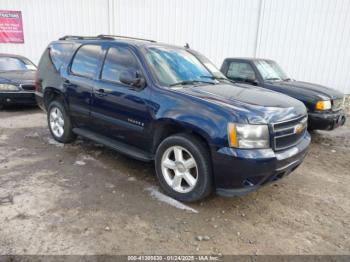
[153,98,231,148]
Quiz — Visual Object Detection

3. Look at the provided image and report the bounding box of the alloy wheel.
[161,145,198,193]
[49,106,65,138]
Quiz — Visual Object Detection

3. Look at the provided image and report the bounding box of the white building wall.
[109,0,261,66]
[256,0,350,94]
[0,0,109,63]
[0,0,349,93]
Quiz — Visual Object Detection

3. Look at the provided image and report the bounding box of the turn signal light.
[315,100,331,111]
[227,123,238,147]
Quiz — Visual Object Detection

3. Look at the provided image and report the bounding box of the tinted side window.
[101,47,140,83]
[49,43,74,71]
[227,62,256,81]
[71,45,102,78]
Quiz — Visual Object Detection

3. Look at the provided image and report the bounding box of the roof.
[0,53,30,60]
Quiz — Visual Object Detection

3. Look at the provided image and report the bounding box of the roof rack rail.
[96,34,156,42]
[59,35,157,43]
[59,35,100,40]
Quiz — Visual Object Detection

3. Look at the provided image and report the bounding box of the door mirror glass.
[120,70,145,88]
[246,76,258,85]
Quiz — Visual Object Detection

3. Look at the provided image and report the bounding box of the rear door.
[91,44,152,150]
[64,44,104,127]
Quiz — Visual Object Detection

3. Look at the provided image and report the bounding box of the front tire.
[47,100,76,143]
[155,133,213,202]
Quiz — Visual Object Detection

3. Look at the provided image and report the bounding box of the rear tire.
[155,133,213,202]
[47,99,76,143]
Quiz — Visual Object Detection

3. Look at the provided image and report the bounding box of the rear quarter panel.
[36,42,78,108]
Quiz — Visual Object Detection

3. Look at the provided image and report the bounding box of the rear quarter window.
[49,43,74,71]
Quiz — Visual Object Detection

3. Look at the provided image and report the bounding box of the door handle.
[95,88,108,97]
[63,79,77,88]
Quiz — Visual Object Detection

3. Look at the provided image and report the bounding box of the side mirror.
[246,77,258,86]
[120,70,145,88]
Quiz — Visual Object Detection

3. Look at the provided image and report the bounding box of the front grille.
[20,84,35,91]
[272,115,307,151]
[332,98,344,111]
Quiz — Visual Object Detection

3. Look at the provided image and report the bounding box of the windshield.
[0,57,36,72]
[254,60,289,81]
[144,46,225,86]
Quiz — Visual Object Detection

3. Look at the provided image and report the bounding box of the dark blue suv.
[35,35,311,201]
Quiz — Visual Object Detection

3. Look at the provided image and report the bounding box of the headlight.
[228,123,270,149]
[315,100,331,110]
[0,83,20,91]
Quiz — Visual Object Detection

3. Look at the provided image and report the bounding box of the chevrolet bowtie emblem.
[294,123,304,134]
[294,118,307,134]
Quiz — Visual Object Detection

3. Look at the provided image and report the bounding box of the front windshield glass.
[254,60,289,81]
[0,57,35,72]
[144,46,224,86]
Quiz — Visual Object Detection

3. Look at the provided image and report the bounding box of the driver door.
[226,61,258,85]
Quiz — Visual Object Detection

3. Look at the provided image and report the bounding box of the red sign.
[0,10,24,43]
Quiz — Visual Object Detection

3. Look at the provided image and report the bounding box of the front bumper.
[212,132,311,197]
[308,110,346,130]
[0,91,36,106]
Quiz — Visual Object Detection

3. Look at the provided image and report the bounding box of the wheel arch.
[43,87,66,110]
[151,118,214,156]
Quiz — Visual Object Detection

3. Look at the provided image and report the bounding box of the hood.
[268,80,344,101]
[175,83,307,124]
[0,70,36,85]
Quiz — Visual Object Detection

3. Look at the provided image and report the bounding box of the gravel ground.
[0,106,349,255]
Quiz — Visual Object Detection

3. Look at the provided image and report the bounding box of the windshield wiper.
[169,80,215,87]
[200,75,234,83]
[283,78,292,81]
[200,75,226,80]
[265,77,281,81]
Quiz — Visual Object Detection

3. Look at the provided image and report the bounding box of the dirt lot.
[0,107,349,255]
